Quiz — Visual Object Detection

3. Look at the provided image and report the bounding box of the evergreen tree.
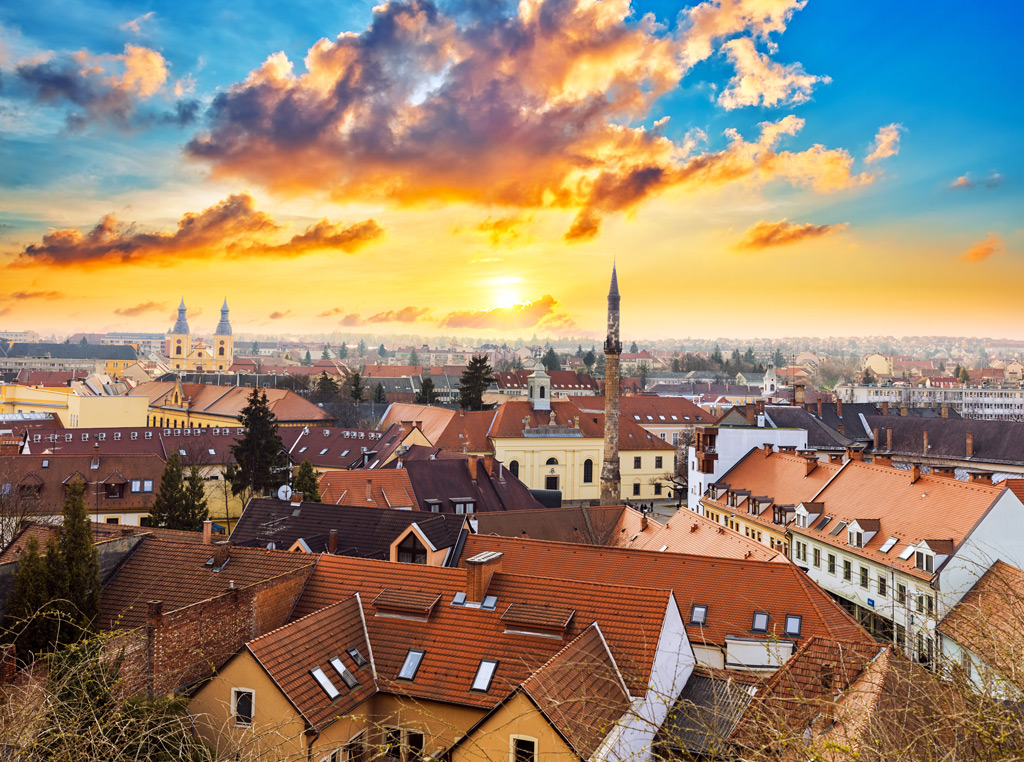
[348,372,366,402]
[227,388,286,502]
[711,345,724,365]
[596,353,606,377]
[582,348,596,372]
[150,453,186,529]
[80,336,88,345]
[576,344,583,358]
[409,347,420,365]
[55,482,101,636]
[458,355,495,410]
[743,347,756,363]
[338,343,348,359]
[773,347,785,367]
[251,340,259,354]
[541,347,561,372]
[373,382,387,403]
[5,535,56,657]
[860,368,876,385]
[181,465,209,530]
[321,344,331,361]
[357,339,367,357]
[293,460,321,503]
[637,361,651,390]
[378,343,387,358]
[416,377,439,404]
[731,348,742,364]
[630,341,639,354]
[312,371,341,403]
[302,350,313,366]
[958,366,971,384]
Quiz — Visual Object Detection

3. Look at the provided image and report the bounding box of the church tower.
[527,362,551,411]
[600,265,622,505]
[168,298,192,371]
[214,298,234,371]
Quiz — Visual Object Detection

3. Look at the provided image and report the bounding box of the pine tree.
[227,388,286,502]
[293,460,321,503]
[181,465,209,530]
[357,339,367,357]
[251,340,259,354]
[541,348,561,372]
[773,347,785,367]
[150,453,186,529]
[338,343,348,359]
[373,382,387,403]
[582,348,596,371]
[630,341,639,353]
[4,535,56,657]
[312,371,341,403]
[458,356,495,410]
[321,344,331,361]
[302,350,313,366]
[348,372,366,402]
[378,343,387,358]
[711,345,724,365]
[416,377,439,404]
[55,482,101,636]
[409,347,420,366]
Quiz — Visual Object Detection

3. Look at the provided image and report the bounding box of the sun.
[495,290,520,309]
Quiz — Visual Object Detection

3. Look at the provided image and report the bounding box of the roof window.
[329,657,359,689]
[879,536,899,553]
[179,449,186,456]
[785,614,802,637]
[482,595,498,610]
[471,659,498,692]
[208,448,216,456]
[690,604,708,625]
[898,544,915,560]
[346,647,368,667]
[41,460,49,469]
[311,667,340,699]
[751,611,769,632]
[298,446,307,453]
[829,521,848,537]
[397,649,425,681]
[451,592,467,606]
[341,449,350,457]
[320,448,329,455]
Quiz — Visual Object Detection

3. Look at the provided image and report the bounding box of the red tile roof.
[130,382,331,423]
[574,395,715,425]
[318,469,418,508]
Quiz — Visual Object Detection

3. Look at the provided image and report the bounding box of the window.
[105,517,120,524]
[346,647,368,667]
[813,547,821,568]
[690,604,707,625]
[143,479,153,492]
[545,457,558,466]
[897,583,907,605]
[916,594,925,613]
[632,482,640,496]
[582,459,594,483]
[860,567,869,588]
[751,611,769,632]
[509,460,520,478]
[329,657,358,689]
[653,482,662,496]
[512,737,537,762]
[655,456,663,469]
[104,483,124,499]
[785,614,802,636]
[383,727,403,760]
[397,534,427,565]
[828,554,836,574]
[915,551,934,573]
[843,560,852,581]
[471,659,498,692]
[849,530,863,548]
[398,650,425,680]
[878,576,887,597]
[232,688,254,725]
[453,501,475,515]
[407,732,424,762]
[311,667,340,699]
[633,456,642,469]
[41,460,49,469]
[925,595,934,616]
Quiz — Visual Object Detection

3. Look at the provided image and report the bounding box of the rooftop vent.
[372,588,442,621]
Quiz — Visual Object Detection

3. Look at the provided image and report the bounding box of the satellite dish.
[277,484,293,501]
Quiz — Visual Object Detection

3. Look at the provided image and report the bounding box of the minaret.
[600,265,622,505]
[214,298,234,371]
[168,298,192,370]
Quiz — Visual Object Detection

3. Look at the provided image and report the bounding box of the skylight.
[398,649,425,680]
[329,657,359,689]
[311,667,340,699]
[690,604,708,625]
[829,521,848,537]
[752,611,769,632]
[346,647,368,668]
[298,446,307,453]
[898,544,916,560]
[481,595,498,610]
[471,659,498,692]
[879,536,899,553]
[785,614,802,636]
[320,448,329,455]
[813,516,832,531]
[451,591,467,606]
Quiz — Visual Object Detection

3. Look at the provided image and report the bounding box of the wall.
[452,691,577,762]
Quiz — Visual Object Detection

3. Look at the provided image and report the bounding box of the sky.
[1,0,1022,342]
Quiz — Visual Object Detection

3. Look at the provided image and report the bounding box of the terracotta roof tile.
[318,469,418,508]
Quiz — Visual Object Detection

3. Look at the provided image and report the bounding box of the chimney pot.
[966,432,974,458]
[910,464,921,484]
[465,551,503,603]
[328,528,338,554]
[202,520,213,545]
[212,541,230,569]
[467,456,478,481]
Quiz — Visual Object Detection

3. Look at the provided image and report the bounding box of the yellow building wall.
[0,385,149,428]
[492,437,602,502]
[452,691,579,762]
[700,498,785,550]
[620,448,674,502]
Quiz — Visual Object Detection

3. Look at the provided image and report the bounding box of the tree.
[321,344,331,361]
[458,355,495,410]
[251,340,259,354]
[55,482,101,637]
[541,347,561,372]
[227,388,286,503]
[302,350,313,366]
[938,360,946,372]
[378,343,387,358]
[637,361,651,391]
[311,371,341,404]
[630,341,639,354]
[337,343,348,359]
[357,338,367,357]
[182,465,209,530]
[293,460,321,503]
[743,347,756,363]
[80,336,88,345]
[860,367,876,385]
[150,453,186,530]
[583,348,596,372]
[711,345,724,365]
[4,535,55,657]
[773,347,785,368]
[576,344,583,358]
[409,347,420,366]
[348,372,366,402]
[416,377,439,404]
[373,382,387,403]
[959,366,971,385]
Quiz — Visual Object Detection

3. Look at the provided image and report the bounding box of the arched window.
[539,385,545,398]
[509,460,520,478]
[397,533,427,564]
[218,346,225,356]
[583,459,594,483]
[545,457,558,465]
[175,345,182,356]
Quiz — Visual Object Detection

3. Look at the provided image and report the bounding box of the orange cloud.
[186,0,865,239]
[114,301,166,316]
[475,215,528,244]
[318,308,345,317]
[960,234,1002,263]
[269,310,292,319]
[367,306,431,324]
[3,290,62,301]
[735,219,848,250]
[951,175,972,189]
[340,314,362,327]
[950,172,1002,190]
[439,294,577,333]
[717,37,829,109]
[866,123,903,163]
[13,193,383,268]
[121,11,156,34]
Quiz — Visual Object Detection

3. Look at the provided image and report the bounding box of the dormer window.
[784,615,802,637]
[915,550,934,573]
[849,530,863,548]
[690,604,708,625]
[751,611,769,632]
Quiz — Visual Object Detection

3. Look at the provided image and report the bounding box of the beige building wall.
[452,691,578,762]
[493,436,602,502]
[0,385,149,428]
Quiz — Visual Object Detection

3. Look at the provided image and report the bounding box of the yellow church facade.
[168,299,234,372]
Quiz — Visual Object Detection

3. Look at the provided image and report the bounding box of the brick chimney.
[900,405,908,417]
[202,520,213,545]
[804,456,817,476]
[872,427,880,448]
[880,401,890,416]
[465,551,503,603]
[969,471,992,485]
[794,383,806,405]
[887,428,893,450]
[212,541,230,569]
[874,454,892,467]
[816,400,823,417]
[641,514,649,530]
[910,464,921,484]
[836,399,842,418]
[483,454,495,476]
[966,432,974,458]
[467,456,478,481]
[941,404,949,419]
[328,528,338,554]
[846,446,863,462]
[828,453,843,464]
[923,430,929,455]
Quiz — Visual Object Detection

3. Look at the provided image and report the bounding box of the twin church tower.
[167,299,234,372]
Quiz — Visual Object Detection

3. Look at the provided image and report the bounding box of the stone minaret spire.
[600,264,622,505]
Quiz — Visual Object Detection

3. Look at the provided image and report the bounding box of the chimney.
[816,400,823,417]
[966,432,974,458]
[837,424,845,437]
[468,456,478,481]
[202,520,213,545]
[846,446,863,462]
[92,442,100,469]
[900,405,909,417]
[212,541,230,569]
[328,528,338,554]
[941,404,949,419]
[764,443,774,457]
[465,551,503,603]
[836,399,842,418]
[415,420,423,429]
[365,478,373,502]
[146,600,163,627]
[872,427,880,448]
[804,456,817,477]
[923,430,929,455]
[828,453,843,464]
[880,401,890,416]
[874,454,892,467]
[641,514,649,530]
[483,454,495,476]
[794,383,806,405]
[886,428,893,450]
[969,471,992,485]
[910,464,921,484]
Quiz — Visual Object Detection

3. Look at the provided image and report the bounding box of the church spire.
[215,298,232,336]
[171,298,190,334]
[600,263,622,505]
